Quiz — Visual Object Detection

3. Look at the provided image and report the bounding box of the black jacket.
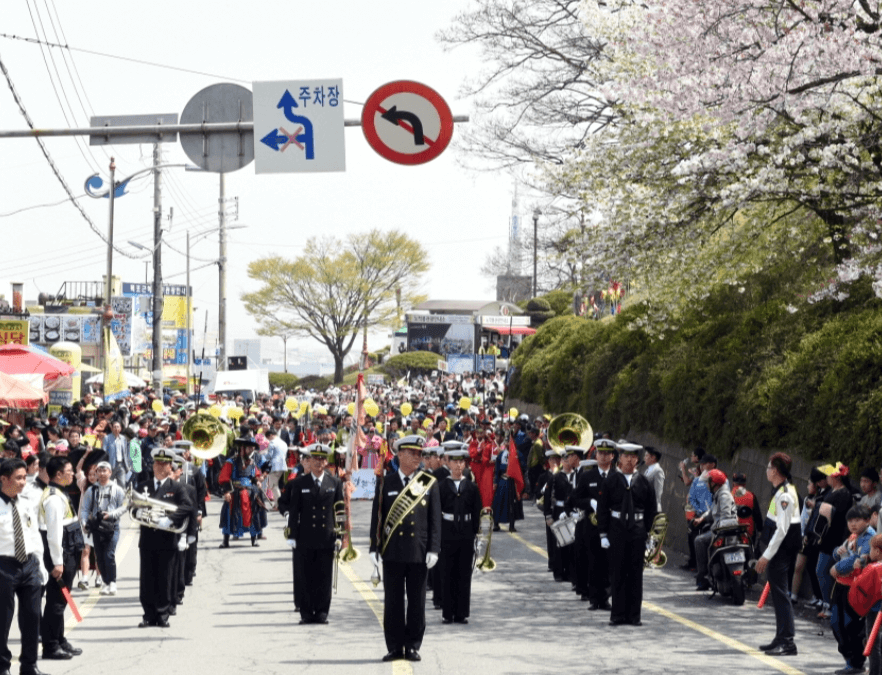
[543,470,575,519]
[286,472,344,549]
[597,472,658,540]
[438,477,482,541]
[134,477,193,551]
[369,470,441,563]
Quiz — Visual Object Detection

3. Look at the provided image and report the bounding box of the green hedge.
[380,351,442,379]
[510,267,882,468]
[268,372,299,390]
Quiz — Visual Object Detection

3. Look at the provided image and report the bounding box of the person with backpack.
[79,462,127,595]
[847,533,882,675]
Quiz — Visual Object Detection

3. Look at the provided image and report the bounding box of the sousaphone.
[182,412,230,460]
[547,413,593,452]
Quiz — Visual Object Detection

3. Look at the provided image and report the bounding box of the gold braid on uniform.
[380,471,437,556]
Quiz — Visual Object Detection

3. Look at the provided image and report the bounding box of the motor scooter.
[706,518,755,605]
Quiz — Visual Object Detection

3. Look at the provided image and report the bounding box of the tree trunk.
[333,353,345,384]
[815,208,851,264]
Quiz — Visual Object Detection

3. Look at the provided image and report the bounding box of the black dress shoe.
[492,525,501,532]
[60,641,82,656]
[156,619,170,628]
[138,621,153,628]
[608,619,628,626]
[759,639,781,652]
[580,594,589,601]
[765,642,797,656]
[218,542,230,548]
[42,648,72,660]
[454,617,469,624]
[442,617,453,624]
[695,582,711,592]
[298,618,313,625]
[169,606,177,616]
[21,669,51,675]
[405,649,421,662]
[509,527,517,533]
[588,603,600,611]
[315,613,329,624]
[631,620,643,626]
[382,650,403,662]
[599,601,612,610]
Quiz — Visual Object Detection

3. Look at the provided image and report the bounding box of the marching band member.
[369,434,441,663]
[544,447,578,583]
[597,442,657,626]
[134,447,193,628]
[284,443,344,625]
[437,442,482,624]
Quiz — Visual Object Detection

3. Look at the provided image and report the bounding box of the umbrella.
[0,371,48,410]
[85,371,148,388]
[0,344,76,380]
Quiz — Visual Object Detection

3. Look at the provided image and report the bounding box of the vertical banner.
[103,326,129,402]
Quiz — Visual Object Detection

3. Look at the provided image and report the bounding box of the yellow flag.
[103,326,129,401]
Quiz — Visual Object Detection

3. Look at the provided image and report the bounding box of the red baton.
[61,586,83,623]
[756,582,771,609]
[865,611,882,657]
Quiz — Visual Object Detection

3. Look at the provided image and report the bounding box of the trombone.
[475,508,497,572]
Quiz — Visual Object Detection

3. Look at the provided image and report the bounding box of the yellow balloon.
[284,397,298,412]
[376,421,384,434]
[509,407,518,419]
[209,404,222,418]
[151,399,163,413]
[459,396,471,411]
[229,407,244,421]
[364,399,379,418]
[400,402,412,417]
[423,418,432,429]
[299,401,308,413]
[347,402,356,415]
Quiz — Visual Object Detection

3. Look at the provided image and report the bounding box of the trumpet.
[475,507,496,572]
[127,487,188,534]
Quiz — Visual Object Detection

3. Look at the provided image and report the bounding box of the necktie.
[155,479,161,492]
[11,499,27,563]
[600,471,606,479]
[315,478,321,491]
[624,475,635,528]
[403,475,410,487]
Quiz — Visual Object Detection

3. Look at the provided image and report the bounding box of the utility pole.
[218,172,227,372]
[532,207,541,297]
[103,157,116,374]
[186,230,191,397]
[151,143,164,400]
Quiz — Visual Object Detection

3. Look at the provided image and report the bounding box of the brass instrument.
[127,487,189,534]
[547,413,593,453]
[475,507,496,572]
[182,412,231,460]
[380,471,437,556]
[645,513,669,568]
[333,501,345,593]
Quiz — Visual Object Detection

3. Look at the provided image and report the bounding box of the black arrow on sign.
[380,106,425,146]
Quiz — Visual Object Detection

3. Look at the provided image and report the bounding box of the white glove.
[177,538,188,552]
[600,536,611,550]
[558,512,567,521]
[370,551,382,566]
[157,517,173,531]
[334,539,342,552]
[590,499,598,512]
[286,539,297,549]
[426,552,439,569]
[187,535,196,544]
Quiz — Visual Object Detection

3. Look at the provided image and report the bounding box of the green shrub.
[380,351,442,379]
[268,372,299,390]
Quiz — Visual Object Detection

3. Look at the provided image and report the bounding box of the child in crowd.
[850,533,882,675]
[831,506,876,675]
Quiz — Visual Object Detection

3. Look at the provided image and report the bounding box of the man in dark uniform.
[278,448,310,612]
[422,445,443,610]
[597,442,657,626]
[284,443,344,625]
[437,442,482,624]
[168,454,198,614]
[369,434,441,663]
[538,449,562,572]
[174,441,206,586]
[574,439,617,610]
[567,450,597,601]
[544,446,578,583]
[133,447,193,628]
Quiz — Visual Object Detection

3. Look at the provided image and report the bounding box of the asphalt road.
[10,496,849,675]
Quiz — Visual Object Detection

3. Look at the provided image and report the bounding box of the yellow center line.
[340,562,413,675]
[508,530,805,675]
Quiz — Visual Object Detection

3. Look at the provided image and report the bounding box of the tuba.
[127,487,189,533]
[645,513,669,568]
[547,413,596,523]
[475,507,496,572]
[183,412,230,460]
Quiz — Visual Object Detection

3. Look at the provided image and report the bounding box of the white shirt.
[0,492,43,559]
[622,472,634,487]
[38,486,78,567]
[312,473,323,489]
[399,470,415,486]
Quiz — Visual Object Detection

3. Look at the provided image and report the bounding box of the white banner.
[350,469,377,500]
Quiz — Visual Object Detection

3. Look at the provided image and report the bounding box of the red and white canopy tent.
[0,344,76,393]
[485,326,537,336]
[0,371,48,410]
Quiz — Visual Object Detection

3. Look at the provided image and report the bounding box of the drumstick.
[61,586,83,622]
[865,611,882,657]
[757,582,770,608]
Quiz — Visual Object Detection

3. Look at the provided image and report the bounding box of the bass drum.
[551,516,577,547]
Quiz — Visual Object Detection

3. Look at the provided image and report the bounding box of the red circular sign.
[361,80,454,166]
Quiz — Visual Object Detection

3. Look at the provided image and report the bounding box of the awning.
[486,326,536,336]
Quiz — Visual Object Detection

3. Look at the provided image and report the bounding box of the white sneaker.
[108,582,117,595]
[100,585,111,595]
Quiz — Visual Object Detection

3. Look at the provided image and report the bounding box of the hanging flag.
[508,434,525,499]
[103,326,130,402]
[346,373,367,472]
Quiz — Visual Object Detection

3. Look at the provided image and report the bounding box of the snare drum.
[551,516,577,547]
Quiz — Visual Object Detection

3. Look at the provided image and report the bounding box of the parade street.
[10,499,845,675]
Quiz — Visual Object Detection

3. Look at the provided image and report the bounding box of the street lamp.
[532,207,541,297]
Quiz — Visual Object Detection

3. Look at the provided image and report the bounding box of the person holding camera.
[79,461,127,595]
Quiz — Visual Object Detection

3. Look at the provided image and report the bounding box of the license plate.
[724,551,746,564]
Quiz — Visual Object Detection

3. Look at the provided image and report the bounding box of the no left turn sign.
[361,80,454,166]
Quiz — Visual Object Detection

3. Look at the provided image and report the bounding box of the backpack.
[848,562,882,617]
